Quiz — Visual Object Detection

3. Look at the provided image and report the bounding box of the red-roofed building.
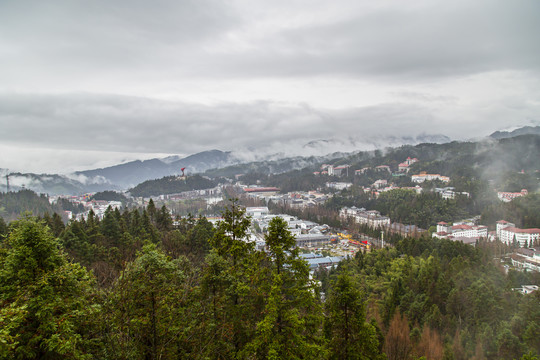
[434,222,488,240]
[328,165,350,177]
[398,157,419,172]
[497,220,540,247]
[355,167,370,175]
[412,172,450,183]
[497,189,528,202]
[398,162,410,172]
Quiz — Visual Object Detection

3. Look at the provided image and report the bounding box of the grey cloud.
[1,91,538,173]
[0,93,327,154]
[0,92,482,155]
[2,0,538,86]
[0,0,238,81]
[215,0,540,80]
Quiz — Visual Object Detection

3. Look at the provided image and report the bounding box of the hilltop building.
[328,165,350,177]
[372,179,388,189]
[243,187,280,196]
[411,172,450,183]
[435,187,470,200]
[245,207,269,218]
[497,189,528,202]
[398,157,419,172]
[339,207,391,228]
[509,248,540,273]
[433,222,488,240]
[326,182,352,190]
[497,220,540,247]
[355,167,370,175]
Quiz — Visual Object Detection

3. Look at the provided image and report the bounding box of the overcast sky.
[1,0,539,173]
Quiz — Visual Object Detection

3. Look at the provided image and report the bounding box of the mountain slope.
[489,125,540,139]
[76,149,234,189]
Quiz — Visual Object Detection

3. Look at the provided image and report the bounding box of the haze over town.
[1,0,539,173]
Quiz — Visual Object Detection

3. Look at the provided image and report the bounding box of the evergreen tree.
[0,215,96,359]
[246,217,325,359]
[0,217,8,239]
[324,271,383,360]
[147,199,157,222]
[100,205,121,244]
[206,199,257,358]
[155,205,173,232]
[104,244,191,359]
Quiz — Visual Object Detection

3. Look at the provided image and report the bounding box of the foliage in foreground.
[0,202,539,359]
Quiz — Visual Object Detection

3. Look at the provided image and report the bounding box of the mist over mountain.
[75,149,234,189]
[3,128,538,196]
[489,125,540,139]
[0,150,235,195]
[0,171,116,195]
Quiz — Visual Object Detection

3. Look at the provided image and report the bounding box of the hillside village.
[34,149,540,279]
[3,1,540,357]
[2,134,540,360]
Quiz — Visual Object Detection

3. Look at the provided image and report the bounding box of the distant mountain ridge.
[300,134,451,155]
[0,150,236,195]
[489,126,540,139]
[76,149,234,189]
[1,129,538,196]
[0,132,477,195]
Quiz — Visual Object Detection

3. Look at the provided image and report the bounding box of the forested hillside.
[0,200,538,359]
[0,189,84,222]
[129,174,218,197]
[229,135,540,196]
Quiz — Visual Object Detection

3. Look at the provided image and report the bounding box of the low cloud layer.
[1,91,538,172]
[0,0,539,173]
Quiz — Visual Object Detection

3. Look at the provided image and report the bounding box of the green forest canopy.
[0,201,538,359]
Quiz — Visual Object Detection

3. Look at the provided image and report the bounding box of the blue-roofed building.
[306,256,344,270]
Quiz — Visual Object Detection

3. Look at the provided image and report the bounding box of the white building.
[434,222,488,240]
[340,207,391,228]
[497,220,540,247]
[497,189,528,202]
[510,248,540,273]
[373,179,388,189]
[326,182,353,190]
[411,173,450,183]
[246,207,269,219]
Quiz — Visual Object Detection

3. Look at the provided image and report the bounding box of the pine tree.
[100,205,121,244]
[0,216,8,238]
[204,199,257,358]
[155,205,173,232]
[324,270,383,360]
[246,217,325,359]
[0,215,96,359]
[104,244,191,359]
[147,198,157,222]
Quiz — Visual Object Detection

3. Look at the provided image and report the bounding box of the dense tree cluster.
[0,190,84,222]
[316,237,540,360]
[90,190,129,203]
[129,174,218,197]
[481,194,540,229]
[324,188,472,229]
[1,200,539,359]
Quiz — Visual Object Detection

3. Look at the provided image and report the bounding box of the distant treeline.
[90,190,128,203]
[206,135,540,194]
[0,189,84,222]
[129,174,218,197]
